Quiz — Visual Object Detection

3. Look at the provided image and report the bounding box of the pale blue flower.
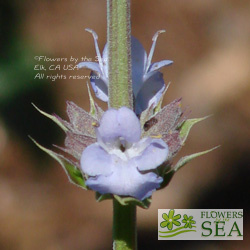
[78,29,173,114]
[80,107,169,200]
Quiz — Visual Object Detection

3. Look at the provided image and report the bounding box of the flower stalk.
[107,0,133,109]
[107,0,136,249]
[113,200,137,250]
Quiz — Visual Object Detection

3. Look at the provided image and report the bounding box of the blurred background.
[0,0,249,249]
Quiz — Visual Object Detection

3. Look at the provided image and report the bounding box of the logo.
[158,209,243,240]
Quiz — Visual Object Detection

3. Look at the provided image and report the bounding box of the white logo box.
[158,209,243,240]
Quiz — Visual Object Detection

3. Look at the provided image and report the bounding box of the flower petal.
[97,107,141,144]
[90,71,108,102]
[77,61,102,75]
[135,139,168,171]
[144,30,166,73]
[135,71,165,114]
[147,60,173,76]
[80,143,113,176]
[85,28,106,76]
[85,158,162,200]
[131,36,147,97]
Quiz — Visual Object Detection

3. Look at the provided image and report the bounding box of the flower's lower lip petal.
[77,61,102,74]
[90,71,108,102]
[80,143,113,176]
[135,139,169,171]
[85,165,162,200]
[129,137,152,155]
[147,85,166,111]
[147,60,173,76]
[135,71,165,114]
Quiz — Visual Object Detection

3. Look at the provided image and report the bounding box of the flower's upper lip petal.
[96,36,148,98]
[77,62,102,75]
[90,71,108,102]
[135,71,165,114]
[96,108,119,144]
[135,138,168,171]
[97,107,141,144]
[80,143,114,176]
[131,36,147,97]
[85,160,162,200]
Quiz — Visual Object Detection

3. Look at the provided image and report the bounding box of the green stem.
[113,199,137,250]
[107,0,133,109]
[107,1,136,249]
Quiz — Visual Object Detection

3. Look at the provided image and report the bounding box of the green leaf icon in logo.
[182,214,196,229]
[160,209,181,230]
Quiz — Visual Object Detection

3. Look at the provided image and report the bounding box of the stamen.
[150,135,162,139]
[85,28,105,76]
[145,30,165,74]
[92,122,100,127]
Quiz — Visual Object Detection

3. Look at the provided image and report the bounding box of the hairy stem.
[107,0,133,109]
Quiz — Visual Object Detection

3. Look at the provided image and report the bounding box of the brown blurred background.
[0,0,249,249]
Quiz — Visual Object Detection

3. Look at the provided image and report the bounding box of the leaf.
[174,146,220,172]
[114,195,152,209]
[95,193,152,209]
[157,160,175,190]
[30,137,87,189]
[86,83,104,120]
[95,193,113,202]
[87,82,97,117]
[158,169,175,190]
[32,103,68,132]
[179,116,211,144]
